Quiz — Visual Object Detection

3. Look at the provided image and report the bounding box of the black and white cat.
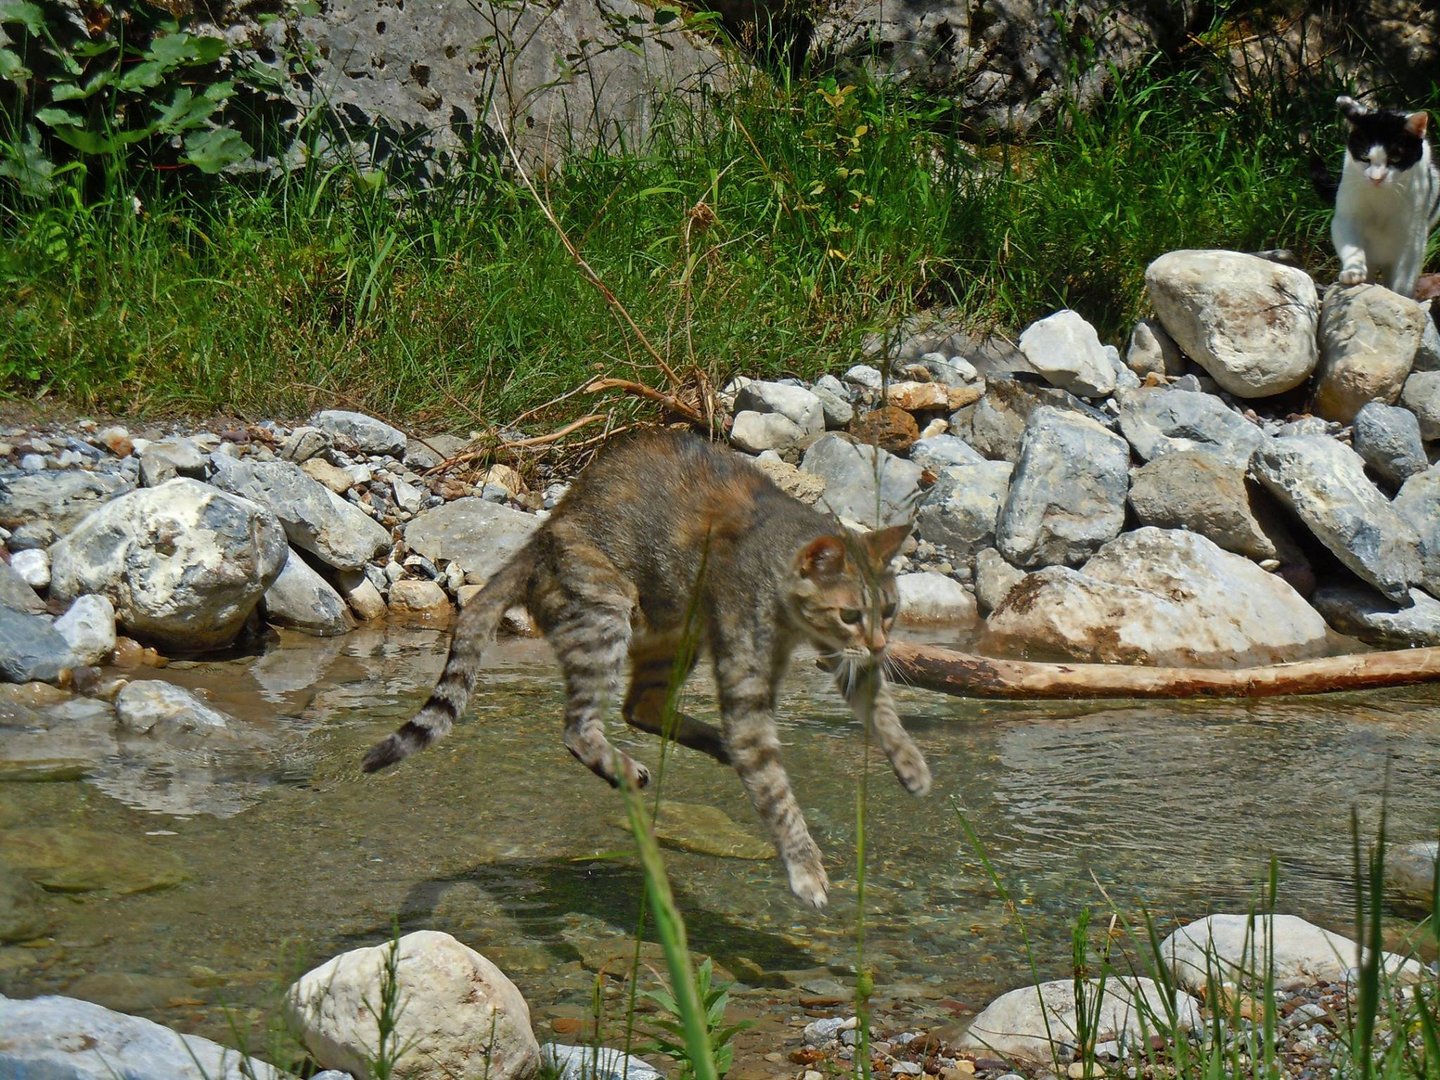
[1331,95,1440,298]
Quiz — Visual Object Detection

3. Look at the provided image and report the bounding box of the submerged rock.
[0,826,187,894]
[632,801,774,860]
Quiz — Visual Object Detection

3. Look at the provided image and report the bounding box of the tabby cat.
[1332,95,1440,298]
[363,430,930,907]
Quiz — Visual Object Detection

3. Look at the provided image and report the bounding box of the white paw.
[787,859,830,908]
[1338,267,1367,286]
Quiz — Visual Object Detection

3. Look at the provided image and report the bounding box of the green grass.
[2,51,1335,431]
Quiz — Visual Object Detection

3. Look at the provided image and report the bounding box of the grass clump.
[2,40,1334,429]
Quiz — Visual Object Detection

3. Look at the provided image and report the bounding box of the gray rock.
[1312,283,1424,422]
[1392,466,1440,598]
[405,498,539,587]
[263,550,356,636]
[1351,401,1428,489]
[543,1044,663,1080]
[909,434,985,471]
[1400,369,1440,439]
[311,409,407,457]
[995,408,1129,569]
[53,594,117,666]
[208,455,392,572]
[136,437,209,487]
[734,380,826,437]
[9,548,48,589]
[843,364,885,390]
[895,571,977,625]
[1385,840,1438,918]
[949,375,1107,462]
[974,547,1026,616]
[730,410,807,454]
[811,382,855,429]
[0,607,72,683]
[1017,309,1116,397]
[115,681,235,738]
[1414,306,1440,371]
[1115,384,1266,468]
[0,993,284,1079]
[1311,584,1440,648]
[914,461,1012,557]
[1128,449,1296,562]
[1125,317,1185,378]
[0,468,135,535]
[0,560,45,614]
[49,479,289,652]
[799,434,924,527]
[984,528,1329,667]
[1252,436,1420,602]
[8,520,59,551]
[280,426,333,463]
[1145,250,1319,397]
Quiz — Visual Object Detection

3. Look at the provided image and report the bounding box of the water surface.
[2,624,1437,1062]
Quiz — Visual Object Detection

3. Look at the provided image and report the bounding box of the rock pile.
[5,248,1440,688]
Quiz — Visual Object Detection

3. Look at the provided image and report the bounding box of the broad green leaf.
[182,127,251,173]
[147,33,202,66]
[119,60,166,91]
[35,106,82,128]
[0,0,43,33]
[49,125,111,154]
[0,123,54,196]
[0,46,29,83]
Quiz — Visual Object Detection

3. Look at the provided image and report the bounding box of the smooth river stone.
[0,865,50,943]
[614,801,774,860]
[0,827,187,894]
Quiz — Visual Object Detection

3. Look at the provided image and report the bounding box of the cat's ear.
[798,535,847,580]
[862,524,911,566]
[1406,111,1430,139]
[1337,95,1367,123]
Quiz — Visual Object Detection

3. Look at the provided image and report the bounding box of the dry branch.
[883,641,1440,701]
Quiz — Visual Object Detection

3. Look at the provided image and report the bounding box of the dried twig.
[585,378,706,426]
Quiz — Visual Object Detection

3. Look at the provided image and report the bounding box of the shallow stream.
[2,624,1438,1067]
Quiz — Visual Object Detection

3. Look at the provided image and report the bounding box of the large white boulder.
[983,527,1329,667]
[49,479,288,652]
[1160,913,1426,992]
[285,930,541,1080]
[959,977,1201,1063]
[1145,250,1319,397]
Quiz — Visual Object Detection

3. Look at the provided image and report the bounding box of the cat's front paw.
[786,857,830,909]
[1338,267,1368,286]
[891,744,932,796]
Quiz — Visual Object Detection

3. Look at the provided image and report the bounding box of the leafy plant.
[0,0,257,195]
[641,957,750,1079]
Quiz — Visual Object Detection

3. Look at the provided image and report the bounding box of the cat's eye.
[881,602,897,620]
[839,608,863,625]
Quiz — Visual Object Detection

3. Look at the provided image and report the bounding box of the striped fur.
[360,431,929,907]
[1333,96,1439,298]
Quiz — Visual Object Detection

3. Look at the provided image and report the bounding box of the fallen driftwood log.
[884,641,1440,700]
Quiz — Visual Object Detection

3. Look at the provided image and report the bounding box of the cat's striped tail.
[361,544,537,773]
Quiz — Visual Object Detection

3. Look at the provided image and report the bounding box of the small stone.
[97,426,133,457]
[53,595,116,666]
[843,364,885,390]
[851,406,920,455]
[388,579,451,619]
[9,549,49,590]
[336,570,388,622]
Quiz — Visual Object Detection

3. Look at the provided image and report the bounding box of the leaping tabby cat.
[362,430,930,907]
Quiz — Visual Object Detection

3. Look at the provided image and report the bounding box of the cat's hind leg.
[533,544,650,789]
[622,640,729,764]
